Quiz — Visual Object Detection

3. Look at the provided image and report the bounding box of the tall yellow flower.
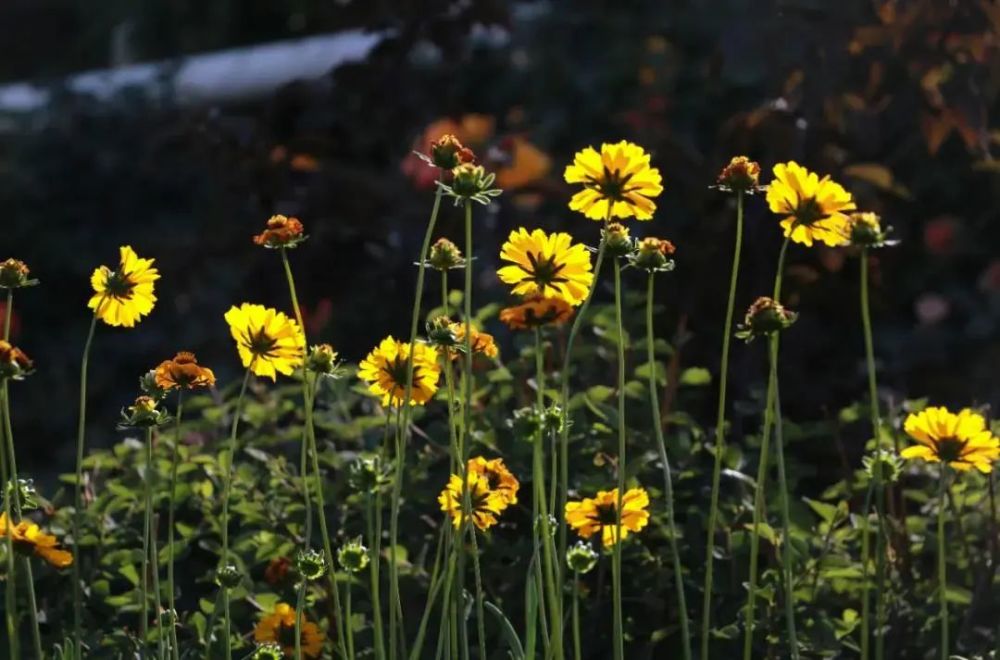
[0,513,73,568]
[357,336,441,407]
[438,471,508,531]
[87,246,159,327]
[901,406,1000,473]
[564,141,663,220]
[766,162,856,247]
[498,228,594,306]
[253,602,325,658]
[565,487,651,547]
[467,456,520,507]
[224,304,305,380]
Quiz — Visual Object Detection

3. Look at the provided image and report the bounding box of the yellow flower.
[357,336,441,407]
[766,162,856,247]
[497,228,594,306]
[564,141,663,221]
[88,246,160,327]
[565,487,651,547]
[438,471,508,531]
[0,513,73,568]
[154,352,216,390]
[499,297,574,330]
[466,456,519,507]
[224,304,305,381]
[450,322,499,361]
[253,602,325,658]
[901,406,1000,473]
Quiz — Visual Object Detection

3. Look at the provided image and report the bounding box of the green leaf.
[119,564,140,586]
[485,601,525,660]
[804,498,839,524]
[679,367,712,386]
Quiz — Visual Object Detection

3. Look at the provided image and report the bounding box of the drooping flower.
[438,471,508,531]
[766,162,856,247]
[466,456,520,507]
[154,352,216,391]
[253,215,307,249]
[0,513,73,568]
[565,487,651,547]
[499,297,574,330]
[498,228,594,306]
[0,259,37,289]
[224,304,305,380]
[88,246,160,328]
[564,141,663,221]
[357,336,441,407]
[253,602,325,658]
[716,156,762,193]
[0,340,33,381]
[901,406,1000,473]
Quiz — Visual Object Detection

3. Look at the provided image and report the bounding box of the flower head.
[766,162,856,247]
[508,406,544,440]
[250,643,285,660]
[564,141,663,221]
[224,304,305,380]
[358,336,441,407]
[119,395,170,428]
[863,452,903,484]
[154,352,216,391]
[716,156,762,193]
[440,163,502,206]
[427,238,465,271]
[499,297,574,330]
[901,406,1000,473]
[498,228,594,306]
[253,215,307,249]
[253,602,325,658]
[438,471,508,531]
[215,564,242,588]
[295,548,327,581]
[0,341,33,381]
[467,456,520,507]
[88,246,159,328]
[0,513,73,568]
[565,487,651,547]
[450,322,499,361]
[420,134,476,170]
[601,222,633,258]
[630,237,676,272]
[565,541,599,573]
[337,537,370,573]
[734,297,798,342]
[847,212,896,249]
[305,344,341,378]
[348,454,392,492]
[0,259,37,289]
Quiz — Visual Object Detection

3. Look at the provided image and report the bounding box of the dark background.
[2,0,998,486]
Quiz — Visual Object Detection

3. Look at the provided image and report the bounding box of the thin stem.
[166,392,184,660]
[141,428,152,653]
[0,382,19,659]
[937,468,949,660]
[572,571,582,660]
[612,258,626,660]
[409,523,449,660]
[389,407,409,660]
[645,274,691,660]
[468,524,488,660]
[72,312,99,660]
[346,577,355,660]
[772,370,798,658]
[366,486,386,660]
[859,480,875,658]
[219,368,251,660]
[145,427,166,660]
[701,189,745,659]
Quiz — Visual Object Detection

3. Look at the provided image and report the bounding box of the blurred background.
[2,0,998,486]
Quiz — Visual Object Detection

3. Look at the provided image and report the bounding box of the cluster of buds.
[565,541,599,573]
[118,395,170,429]
[440,163,503,206]
[734,297,798,342]
[847,212,896,249]
[715,156,763,194]
[337,537,370,573]
[0,340,33,381]
[348,454,392,492]
[253,215,308,249]
[295,548,327,581]
[427,238,465,271]
[601,222,633,258]
[0,259,37,289]
[629,237,677,272]
[305,344,342,378]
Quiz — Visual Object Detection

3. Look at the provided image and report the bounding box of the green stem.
[645,274,691,660]
[612,258,626,660]
[145,427,166,660]
[389,407,409,660]
[409,523,449,660]
[701,189,744,659]
[219,368,251,660]
[572,571,582,660]
[468,524,489,660]
[295,575,306,660]
[859,479,875,659]
[0,383,19,659]
[167,392,183,660]
[367,486,386,660]
[141,428,152,654]
[772,369,799,658]
[937,467,949,660]
[346,576,355,660]
[72,312,99,660]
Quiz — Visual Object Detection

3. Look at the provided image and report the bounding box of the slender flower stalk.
[0,381,18,659]
[611,257,627,660]
[166,391,184,660]
[142,426,166,658]
[937,467,949,660]
[572,570,582,660]
[219,368,251,660]
[701,190,745,658]
[72,311,99,659]
[644,272,691,660]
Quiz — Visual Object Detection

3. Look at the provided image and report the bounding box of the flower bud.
[295,548,327,581]
[253,215,307,249]
[734,297,798,342]
[429,135,473,170]
[428,238,465,271]
[508,406,544,441]
[566,541,599,574]
[848,212,895,249]
[0,259,36,289]
[863,452,903,484]
[119,395,169,428]
[250,642,284,660]
[601,222,633,258]
[215,564,242,589]
[426,316,460,350]
[534,514,558,538]
[306,344,340,377]
[542,405,564,435]
[338,537,370,573]
[716,156,761,193]
[139,369,167,401]
[631,237,676,272]
[444,164,502,205]
[348,455,390,492]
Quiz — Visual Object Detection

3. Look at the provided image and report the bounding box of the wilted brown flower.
[716,156,762,193]
[154,352,216,391]
[253,215,307,249]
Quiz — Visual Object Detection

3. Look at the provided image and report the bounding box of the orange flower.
[253,215,307,249]
[0,340,33,381]
[499,297,574,330]
[0,513,73,568]
[154,352,216,391]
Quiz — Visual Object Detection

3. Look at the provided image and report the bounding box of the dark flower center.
[276,621,299,649]
[248,328,277,357]
[104,270,136,299]
[594,502,619,526]
[793,197,825,226]
[592,166,635,200]
[383,357,421,393]
[933,437,967,463]
[526,252,567,287]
